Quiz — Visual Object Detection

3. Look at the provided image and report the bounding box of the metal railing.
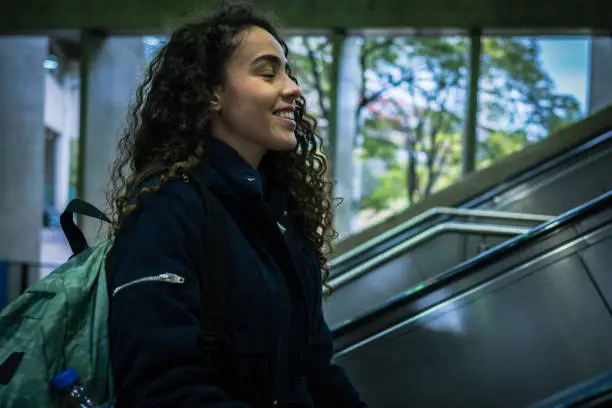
[331,191,612,355]
[327,222,532,291]
[329,208,553,270]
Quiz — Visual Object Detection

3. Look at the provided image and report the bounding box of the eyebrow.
[251,54,290,73]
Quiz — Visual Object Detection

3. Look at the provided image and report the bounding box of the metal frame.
[329,208,553,269]
[479,138,612,210]
[460,131,612,209]
[328,222,531,290]
[334,221,612,358]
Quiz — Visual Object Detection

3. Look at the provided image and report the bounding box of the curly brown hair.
[106,1,338,287]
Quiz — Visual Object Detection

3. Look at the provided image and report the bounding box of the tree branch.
[303,38,329,122]
[361,38,395,60]
[425,150,447,196]
[357,38,396,116]
[359,73,414,111]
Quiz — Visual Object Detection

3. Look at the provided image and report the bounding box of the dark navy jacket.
[106,139,367,408]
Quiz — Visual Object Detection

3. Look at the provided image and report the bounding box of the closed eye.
[252,54,291,77]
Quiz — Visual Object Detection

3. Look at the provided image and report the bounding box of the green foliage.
[479,37,583,137]
[287,36,332,122]
[357,35,584,214]
[477,130,529,169]
[361,133,397,163]
[286,34,585,219]
[359,163,406,211]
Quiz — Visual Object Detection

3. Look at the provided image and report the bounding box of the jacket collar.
[196,138,289,218]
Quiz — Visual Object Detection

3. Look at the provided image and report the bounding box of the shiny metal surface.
[324,223,529,328]
[333,192,612,349]
[328,223,530,290]
[477,138,612,215]
[334,200,612,408]
[529,367,612,408]
[329,208,553,269]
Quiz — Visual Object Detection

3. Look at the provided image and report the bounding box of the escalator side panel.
[492,149,612,215]
[410,233,475,282]
[580,239,612,311]
[333,226,580,350]
[337,233,612,408]
[325,231,519,330]
[464,233,510,256]
[324,250,426,329]
[577,206,612,237]
[593,152,612,192]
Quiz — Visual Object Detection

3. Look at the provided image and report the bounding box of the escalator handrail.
[461,130,612,209]
[331,190,612,338]
[330,129,612,270]
[327,222,532,291]
[328,208,553,269]
[528,368,612,408]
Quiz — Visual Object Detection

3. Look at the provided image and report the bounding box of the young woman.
[104,2,368,407]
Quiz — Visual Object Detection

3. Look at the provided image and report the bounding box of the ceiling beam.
[1,0,612,34]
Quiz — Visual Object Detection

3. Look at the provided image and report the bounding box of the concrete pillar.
[79,33,143,244]
[333,37,362,238]
[0,36,48,299]
[462,31,482,176]
[588,36,612,114]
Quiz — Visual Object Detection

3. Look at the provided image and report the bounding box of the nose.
[282,76,301,102]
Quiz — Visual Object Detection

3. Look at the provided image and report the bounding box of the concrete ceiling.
[1,0,612,34]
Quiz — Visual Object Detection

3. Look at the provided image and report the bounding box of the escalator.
[330,126,612,279]
[324,125,612,330]
[331,191,612,408]
[530,368,612,408]
[323,209,552,328]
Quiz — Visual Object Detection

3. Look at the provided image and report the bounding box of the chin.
[268,133,298,152]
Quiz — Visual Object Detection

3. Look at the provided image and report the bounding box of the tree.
[286,36,333,146]
[357,36,583,215]
[479,38,582,139]
[287,35,584,224]
[356,36,467,210]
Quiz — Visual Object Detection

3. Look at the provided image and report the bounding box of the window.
[477,36,589,169]
[349,35,468,233]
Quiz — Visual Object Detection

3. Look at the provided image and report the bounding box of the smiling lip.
[273,114,296,129]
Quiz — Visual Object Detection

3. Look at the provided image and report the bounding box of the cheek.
[230,91,272,124]
[238,79,274,105]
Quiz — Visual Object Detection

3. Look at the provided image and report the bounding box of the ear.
[210,88,223,113]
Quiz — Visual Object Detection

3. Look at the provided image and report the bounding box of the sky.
[537,37,591,114]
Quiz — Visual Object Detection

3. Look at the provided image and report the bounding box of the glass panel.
[143,36,166,63]
[477,36,590,170]
[350,35,468,234]
[286,36,333,147]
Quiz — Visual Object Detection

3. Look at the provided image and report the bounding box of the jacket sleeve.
[107,182,249,408]
[302,287,368,407]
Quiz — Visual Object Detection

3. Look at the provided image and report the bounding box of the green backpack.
[0,199,115,407]
[0,179,229,407]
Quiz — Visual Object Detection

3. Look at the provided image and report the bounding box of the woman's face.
[211,26,302,168]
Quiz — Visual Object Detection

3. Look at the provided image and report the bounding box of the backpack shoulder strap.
[60,199,111,256]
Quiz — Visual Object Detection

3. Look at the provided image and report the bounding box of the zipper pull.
[113,273,186,297]
[158,273,185,284]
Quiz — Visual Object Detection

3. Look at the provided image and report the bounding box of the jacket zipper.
[112,273,185,297]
